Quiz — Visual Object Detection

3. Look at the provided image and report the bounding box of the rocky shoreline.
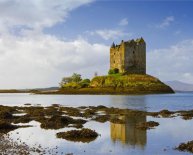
[0,104,193,154]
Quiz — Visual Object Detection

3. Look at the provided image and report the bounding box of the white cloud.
[156,16,175,28]
[119,18,128,26]
[0,35,109,89]
[88,29,131,40]
[0,0,93,33]
[147,39,193,84]
[0,0,111,89]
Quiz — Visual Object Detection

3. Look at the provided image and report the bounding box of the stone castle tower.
[110,38,146,74]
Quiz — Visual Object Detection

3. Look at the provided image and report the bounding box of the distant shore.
[0,90,29,93]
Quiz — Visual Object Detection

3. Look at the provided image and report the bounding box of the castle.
[110,38,146,74]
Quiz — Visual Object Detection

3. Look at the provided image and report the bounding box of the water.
[1,93,193,111]
[1,93,193,154]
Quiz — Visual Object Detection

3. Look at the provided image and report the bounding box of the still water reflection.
[111,115,146,149]
[8,114,193,155]
[1,93,193,154]
[1,93,193,111]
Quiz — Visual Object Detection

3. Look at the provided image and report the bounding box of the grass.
[36,74,174,95]
[88,74,174,94]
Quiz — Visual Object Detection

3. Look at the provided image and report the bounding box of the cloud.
[156,16,174,29]
[0,0,111,89]
[0,35,109,89]
[119,18,128,26]
[0,0,93,34]
[147,39,193,83]
[87,29,131,40]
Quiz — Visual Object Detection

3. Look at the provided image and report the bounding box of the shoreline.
[35,87,175,95]
[0,104,192,154]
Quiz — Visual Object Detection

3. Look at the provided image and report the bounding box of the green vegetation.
[60,73,82,85]
[60,73,90,89]
[38,73,174,95]
[79,79,91,88]
[108,68,119,75]
[89,74,174,94]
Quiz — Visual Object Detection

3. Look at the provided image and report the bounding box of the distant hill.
[0,87,59,93]
[166,81,193,92]
[21,87,59,91]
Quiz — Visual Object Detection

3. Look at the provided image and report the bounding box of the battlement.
[111,38,145,49]
[110,38,146,74]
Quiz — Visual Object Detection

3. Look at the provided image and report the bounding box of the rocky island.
[37,38,174,95]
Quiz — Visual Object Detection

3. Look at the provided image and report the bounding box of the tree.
[59,77,72,87]
[60,73,82,88]
[108,68,119,75]
[62,77,72,84]
[71,73,82,83]
[80,79,90,88]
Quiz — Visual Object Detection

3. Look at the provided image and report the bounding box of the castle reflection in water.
[110,114,147,149]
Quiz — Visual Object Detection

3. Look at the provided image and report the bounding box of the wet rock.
[159,110,173,117]
[24,103,31,106]
[0,120,19,134]
[82,109,96,118]
[92,115,110,123]
[13,114,32,124]
[56,128,98,143]
[51,104,60,107]
[40,115,87,129]
[0,111,12,119]
[0,121,17,130]
[176,140,193,153]
[110,117,125,124]
[60,107,82,117]
[181,112,193,120]
[136,121,159,130]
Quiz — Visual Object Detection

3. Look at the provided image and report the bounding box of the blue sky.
[45,1,193,49]
[0,0,193,88]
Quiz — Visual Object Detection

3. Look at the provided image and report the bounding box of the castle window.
[133,51,135,54]
[114,60,115,63]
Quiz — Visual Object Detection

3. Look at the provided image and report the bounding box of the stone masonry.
[110,38,146,74]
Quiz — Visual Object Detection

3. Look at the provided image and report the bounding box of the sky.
[0,0,193,89]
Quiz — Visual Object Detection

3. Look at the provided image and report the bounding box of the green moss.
[89,74,174,94]
[62,82,82,89]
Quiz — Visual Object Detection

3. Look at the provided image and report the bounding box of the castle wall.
[136,42,146,74]
[124,42,136,73]
[110,44,124,72]
[110,38,146,74]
